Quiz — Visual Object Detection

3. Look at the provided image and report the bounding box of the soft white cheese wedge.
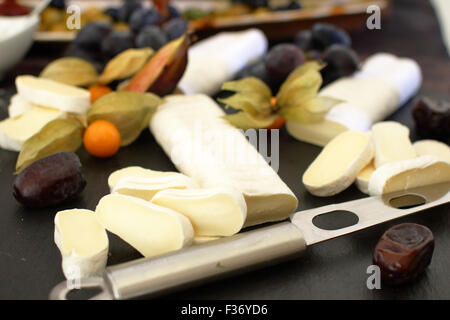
[54,209,108,279]
[8,94,35,117]
[149,94,298,227]
[96,194,194,258]
[356,160,375,194]
[108,166,192,191]
[0,106,65,151]
[193,236,221,245]
[112,174,197,201]
[303,131,374,196]
[413,140,450,162]
[152,188,247,237]
[16,75,90,115]
[372,121,416,168]
[368,155,450,195]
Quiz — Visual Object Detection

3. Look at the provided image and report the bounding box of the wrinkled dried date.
[373,223,434,285]
[13,152,86,208]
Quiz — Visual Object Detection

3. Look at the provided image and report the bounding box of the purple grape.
[264,44,305,85]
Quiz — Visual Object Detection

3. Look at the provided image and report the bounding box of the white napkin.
[178,29,268,96]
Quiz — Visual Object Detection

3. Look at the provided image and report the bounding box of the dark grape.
[63,44,104,72]
[264,44,305,86]
[373,223,434,286]
[74,22,114,51]
[168,5,181,18]
[136,26,168,50]
[412,96,450,142]
[117,0,142,22]
[321,44,359,86]
[311,23,352,51]
[163,18,188,41]
[129,8,161,32]
[101,31,135,58]
[104,7,120,22]
[49,0,66,10]
[294,30,314,51]
[274,1,302,11]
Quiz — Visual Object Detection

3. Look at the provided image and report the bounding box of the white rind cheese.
[0,106,65,151]
[303,131,374,196]
[372,121,416,168]
[149,94,298,227]
[356,160,375,195]
[368,155,450,195]
[413,140,450,162]
[152,188,247,236]
[16,75,90,115]
[8,94,35,117]
[54,209,108,279]
[112,174,197,201]
[95,194,194,258]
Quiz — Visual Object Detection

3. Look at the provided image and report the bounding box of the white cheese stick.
[287,53,422,146]
[0,106,65,151]
[149,94,298,227]
[178,29,268,96]
[112,174,197,201]
[413,140,450,162]
[108,166,192,191]
[356,160,375,195]
[16,75,91,115]
[54,209,108,279]
[152,188,247,236]
[368,155,450,195]
[303,131,374,196]
[372,121,416,168]
[96,194,194,258]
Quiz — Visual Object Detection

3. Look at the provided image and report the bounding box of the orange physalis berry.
[83,120,121,158]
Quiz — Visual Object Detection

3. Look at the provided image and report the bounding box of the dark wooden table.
[0,0,449,300]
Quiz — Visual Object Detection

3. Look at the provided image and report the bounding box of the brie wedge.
[54,209,108,279]
[356,160,375,195]
[152,188,247,236]
[16,75,90,115]
[96,194,194,258]
[303,131,374,196]
[368,155,450,195]
[149,94,298,227]
[0,106,65,151]
[372,121,416,168]
[112,174,197,201]
[413,140,450,163]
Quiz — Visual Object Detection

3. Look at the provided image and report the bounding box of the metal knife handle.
[104,222,306,300]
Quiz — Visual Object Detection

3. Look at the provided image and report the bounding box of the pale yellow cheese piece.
[95,194,194,258]
[0,106,65,151]
[193,236,221,245]
[368,155,450,195]
[16,75,91,115]
[356,160,375,194]
[152,188,247,237]
[372,121,416,168]
[413,140,450,163]
[303,131,374,196]
[286,119,348,147]
[54,209,108,278]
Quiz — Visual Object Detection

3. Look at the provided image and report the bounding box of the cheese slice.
[303,131,374,196]
[8,94,35,117]
[0,106,65,151]
[193,236,221,245]
[16,75,90,115]
[368,155,450,195]
[95,194,194,258]
[149,94,298,227]
[152,188,247,237]
[112,174,197,201]
[413,140,450,162]
[356,160,375,195]
[372,121,416,168]
[108,166,189,191]
[54,209,108,279]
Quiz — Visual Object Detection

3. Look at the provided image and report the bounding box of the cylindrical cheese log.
[287,53,422,146]
[178,29,268,96]
[149,94,298,227]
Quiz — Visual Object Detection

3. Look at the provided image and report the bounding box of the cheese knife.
[49,182,450,300]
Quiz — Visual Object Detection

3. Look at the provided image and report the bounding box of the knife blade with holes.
[50,182,450,300]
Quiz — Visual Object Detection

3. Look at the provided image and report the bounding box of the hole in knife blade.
[389,194,426,209]
[312,210,359,230]
[66,287,103,300]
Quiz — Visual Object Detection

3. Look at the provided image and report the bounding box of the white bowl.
[0,15,39,79]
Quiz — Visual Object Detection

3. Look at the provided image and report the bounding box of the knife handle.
[104,222,306,300]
